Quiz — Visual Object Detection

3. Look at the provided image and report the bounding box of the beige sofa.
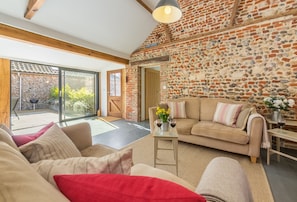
[0,122,253,202]
[149,97,264,163]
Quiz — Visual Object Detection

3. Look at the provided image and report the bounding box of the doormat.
[99,116,122,122]
[66,118,118,137]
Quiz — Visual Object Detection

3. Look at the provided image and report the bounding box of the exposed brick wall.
[11,73,58,110]
[127,0,297,122]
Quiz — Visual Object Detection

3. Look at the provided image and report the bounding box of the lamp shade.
[152,0,182,24]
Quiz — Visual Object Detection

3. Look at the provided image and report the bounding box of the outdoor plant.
[156,106,170,122]
[263,96,295,111]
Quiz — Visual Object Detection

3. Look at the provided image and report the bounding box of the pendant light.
[152,0,182,24]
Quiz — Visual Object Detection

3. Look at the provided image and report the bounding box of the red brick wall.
[127,0,297,122]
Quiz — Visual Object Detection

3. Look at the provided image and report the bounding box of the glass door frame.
[58,67,99,123]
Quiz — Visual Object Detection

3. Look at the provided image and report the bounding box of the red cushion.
[12,122,54,146]
[54,174,206,202]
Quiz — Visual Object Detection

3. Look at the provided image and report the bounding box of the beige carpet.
[123,135,274,202]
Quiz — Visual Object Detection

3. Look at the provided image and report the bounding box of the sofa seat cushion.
[131,163,195,191]
[191,121,249,145]
[176,119,199,135]
[0,142,68,202]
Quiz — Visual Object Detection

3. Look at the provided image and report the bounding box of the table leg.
[154,138,158,167]
[267,135,272,165]
[173,139,178,175]
[276,137,280,162]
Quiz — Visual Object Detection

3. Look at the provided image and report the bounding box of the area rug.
[66,118,118,136]
[123,135,274,202]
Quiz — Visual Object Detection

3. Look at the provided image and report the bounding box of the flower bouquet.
[263,96,295,111]
[156,106,170,122]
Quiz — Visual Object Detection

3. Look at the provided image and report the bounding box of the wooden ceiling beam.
[24,0,46,20]
[136,0,153,13]
[0,24,129,64]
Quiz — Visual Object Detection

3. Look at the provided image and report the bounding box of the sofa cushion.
[213,102,242,127]
[54,174,206,202]
[200,98,231,121]
[20,123,81,163]
[0,126,19,151]
[0,142,68,202]
[12,122,54,146]
[191,121,249,145]
[176,118,199,135]
[168,101,187,118]
[236,107,253,130]
[31,148,133,187]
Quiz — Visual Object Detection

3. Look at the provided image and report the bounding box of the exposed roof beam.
[24,0,46,20]
[0,24,129,64]
[136,0,153,13]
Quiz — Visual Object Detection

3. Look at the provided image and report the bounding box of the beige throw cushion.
[168,101,187,118]
[0,126,19,151]
[236,107,253,130]
[20,124,81,163]
[31,148,133,187]
[0,142,68,202]
[213,102,242,127]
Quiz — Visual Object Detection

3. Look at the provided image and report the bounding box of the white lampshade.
[152,0,182,24]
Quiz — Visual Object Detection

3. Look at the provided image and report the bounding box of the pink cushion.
[12,122,54,146]
[54,174,206,202]
[213,102,242,127]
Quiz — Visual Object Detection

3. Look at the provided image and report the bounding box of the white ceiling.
[0,0,159,71]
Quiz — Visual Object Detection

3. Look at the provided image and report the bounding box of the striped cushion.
[236,107,253,130]
[213,102,242,127]
[20,124,81,163]
[32,148,133,187]
[168,101,187,118]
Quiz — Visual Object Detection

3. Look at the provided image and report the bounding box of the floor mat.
[66,118,118,137]
[99,116,122,122]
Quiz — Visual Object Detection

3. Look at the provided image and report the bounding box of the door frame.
[107,69,123,118]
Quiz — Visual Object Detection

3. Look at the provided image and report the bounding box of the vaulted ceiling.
[0,0,161,71]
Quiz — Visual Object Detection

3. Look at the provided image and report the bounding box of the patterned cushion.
[54,174,206,202]
[20,124,81,163]
[168,101,187,118]
[0,142,68,202]
[236,108,253,130]
[213,102,242,127]
[32,148,133,187]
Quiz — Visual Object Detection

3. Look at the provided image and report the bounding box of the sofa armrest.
[61,122,92,151]
[196,157,253,202]
[148,107,158,133]
[247,113,264,161]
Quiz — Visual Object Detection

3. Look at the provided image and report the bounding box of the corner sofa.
[0,122,253,202]
[149,97,264,163]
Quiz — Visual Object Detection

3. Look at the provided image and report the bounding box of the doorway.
[107,69,123,118]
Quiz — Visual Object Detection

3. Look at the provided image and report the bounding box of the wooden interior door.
[145,68,160,119]
[107,69,122,118]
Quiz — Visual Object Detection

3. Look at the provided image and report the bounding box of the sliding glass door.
[60,69,98,122]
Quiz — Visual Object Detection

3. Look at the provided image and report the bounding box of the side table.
[153,127,178,175]
[265,117,297,129]
[267,128,297,165]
